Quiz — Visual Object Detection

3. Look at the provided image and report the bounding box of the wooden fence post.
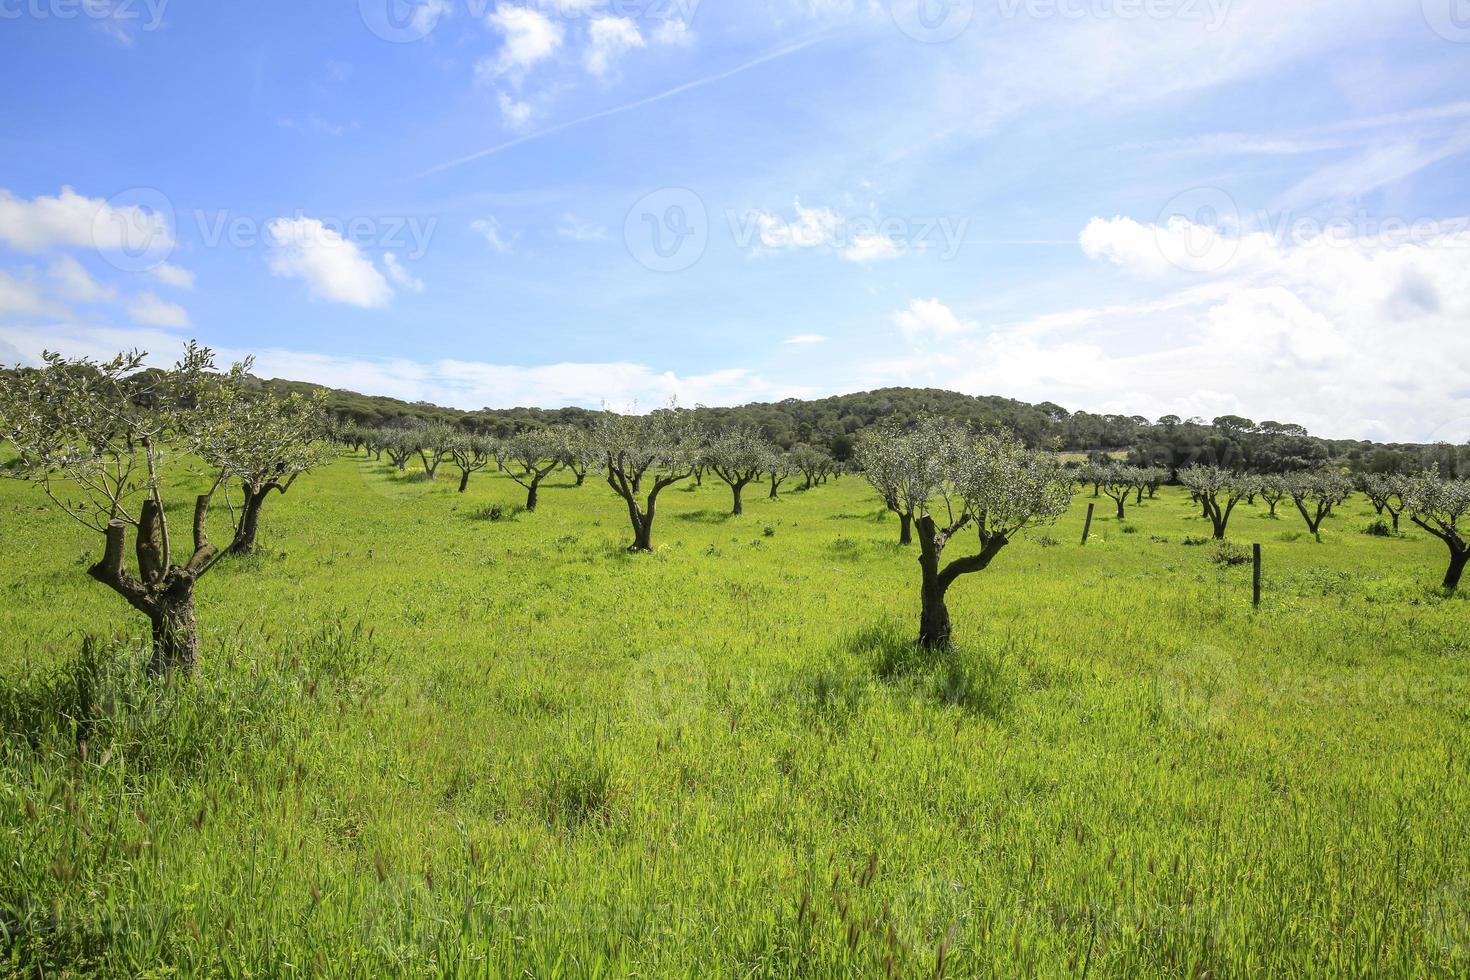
[1252,543,1262,608]
[1081,503,1094,546]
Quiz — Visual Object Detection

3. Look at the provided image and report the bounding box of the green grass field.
[2,455,1467,977]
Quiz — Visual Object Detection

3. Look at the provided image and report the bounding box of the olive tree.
[381,427,416,471]
[1098,464,1143,520]
[905,419,1072,649]
[1258,474,1288,517]
[854,417,934,546]
[1358,473,1406,532]
[767,453,795,499]
[448,432,494,493]
[414,420,456,480]
[789,444,833,490]
[191,360,331,555]
[705,426,773,515]
[593,407,703,552]
[1179,465,1253,539]
[1,345,262,675]
[1286,469,1351,541]
[1135,465,1168,503]
[1401,471,1470,591]
[504,428,569,511]
[559,427,596,486]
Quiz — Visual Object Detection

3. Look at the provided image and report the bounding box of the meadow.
[1,453,1468,977]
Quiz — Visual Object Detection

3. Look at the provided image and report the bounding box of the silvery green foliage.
[1284,468,1352,507]
[0,344,213,532]
[1099,464,1146,496]
[190,359,333,498]
[878,413,1072,541]
[1401,470,1470,538]
[1178,465,1251,500]
[704,426,773,480]
[854,416,947,517]
[592,405,705,485]
[505,426,572,472]
[941,426,1074,541]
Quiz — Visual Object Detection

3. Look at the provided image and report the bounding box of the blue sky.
[2,0,1469,440]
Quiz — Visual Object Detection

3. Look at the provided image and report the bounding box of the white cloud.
[0,321,813,410]
[0,186,172,254]
[584,16,644,77]
[843,232,899,263]
[383,252,425,293]
[482,5,564,80]
[652,19,695,46]
[265,216,394,309]
[497,92,535,129]
[470,217,514,253]
[149,261,195,289]
[127,292,190,328]
[0,270,67,318]
[48,255,116,303]
[892,298,974,339]
[737,199,903,263]
[744,199,843,251]
[877,223,1470,441]
[557,213,608,241]
[538,0,601,13]
[783,334,828,344]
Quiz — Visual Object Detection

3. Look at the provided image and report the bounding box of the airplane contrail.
[417,34,830,179]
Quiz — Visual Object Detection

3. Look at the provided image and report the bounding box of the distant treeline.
[254,379,1467,479]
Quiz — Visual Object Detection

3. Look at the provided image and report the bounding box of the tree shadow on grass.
[846,618,1015,720]
[675,510,734,524]
[827,508,891,523]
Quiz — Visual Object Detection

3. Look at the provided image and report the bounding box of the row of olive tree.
[0,346,329,675]
[1178,464,1468,590]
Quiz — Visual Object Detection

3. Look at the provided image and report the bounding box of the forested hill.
[264,377,1468,477]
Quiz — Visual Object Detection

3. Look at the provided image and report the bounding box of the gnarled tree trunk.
[150,578,200,676]
[231,488,266,554]
[1444,550,1467,592]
